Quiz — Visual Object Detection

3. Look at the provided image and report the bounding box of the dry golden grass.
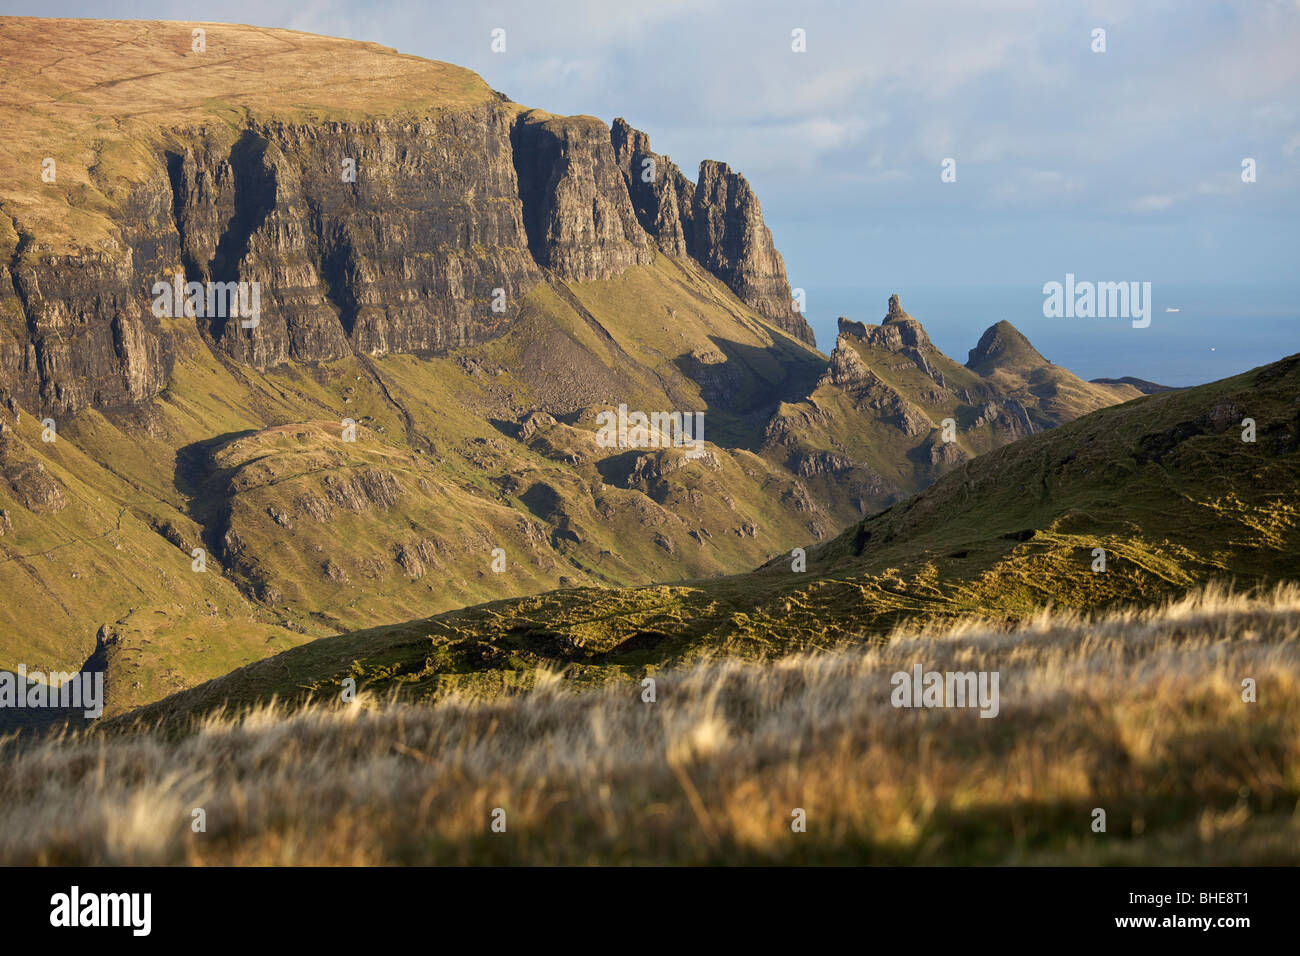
[0,17,494,251]
[2,584,1298,865]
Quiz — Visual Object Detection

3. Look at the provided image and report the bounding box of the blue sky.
[7,0,1300,364]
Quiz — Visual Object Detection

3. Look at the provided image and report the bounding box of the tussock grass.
[2,584,1297,865]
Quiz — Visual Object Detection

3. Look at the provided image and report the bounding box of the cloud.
[1132,194,1178,213]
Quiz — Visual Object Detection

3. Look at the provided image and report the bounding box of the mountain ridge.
[1089,375,1177,394]
[0,17,815,415]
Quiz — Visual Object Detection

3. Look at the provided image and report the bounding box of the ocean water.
[802,282,1300,388]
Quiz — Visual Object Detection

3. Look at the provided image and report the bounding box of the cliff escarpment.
[512,111,655,281]
[167,106,546,367]
[611,118,815,345]
[0,18,812,415]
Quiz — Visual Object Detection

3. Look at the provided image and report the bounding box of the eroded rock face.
[971,399,1036,439]
[394,538,441,580]
[324,469,405,512]
[0,424,66,513]
[3,100,549,405]
[169,106,546,365]
[692,160,815,345]
[928,439,968,467]
[612,119,814,346]
[795,451,855,477]
[2,241,175,415]
[821,335,875,389]
[1,102,813,415]
[512,111,655,281]
[839,295,933,352]
[610,118,694,258]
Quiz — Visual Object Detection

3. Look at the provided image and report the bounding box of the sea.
[802,282,1300,388]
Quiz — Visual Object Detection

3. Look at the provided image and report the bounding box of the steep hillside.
[0,253,829,716]
[115,353,1299,728]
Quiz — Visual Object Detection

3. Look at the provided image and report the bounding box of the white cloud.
[1132,194,1178,213]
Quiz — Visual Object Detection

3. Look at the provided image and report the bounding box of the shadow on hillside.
[669,334,826,447]
[0,630,109,742]
[173,430,261,564]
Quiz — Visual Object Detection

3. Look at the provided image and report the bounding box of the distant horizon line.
[801,279,1300,289]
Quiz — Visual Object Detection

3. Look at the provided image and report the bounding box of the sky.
[5,0,1300,370]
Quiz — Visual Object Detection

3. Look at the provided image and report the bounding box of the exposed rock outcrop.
[840,295,933,352]
[795,451,855,477]
[324,469,405,512]
[610,118,694,258]
[610,118,814,345]
[691,160,814,345]
[0,423,67,513]
[971,399,1036,439]
[512,111,655,281]
[394,538,441,580]
[820,335,875,389]
[2,232,175,414]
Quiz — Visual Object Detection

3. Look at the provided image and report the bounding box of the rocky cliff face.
[611,119,816,346]
[691,161,814,345]
[169,106,548,366]
[0,27,814,416]
[1,233,175,415]
[4,99,549,401]
[610,117,694,259]
[512,111,655,282]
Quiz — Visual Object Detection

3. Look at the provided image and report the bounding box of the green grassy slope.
[0,256,838,717]
[112,352,1299,731]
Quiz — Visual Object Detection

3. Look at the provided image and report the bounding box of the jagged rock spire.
[611,119,816,346]
[885,294,910,321]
